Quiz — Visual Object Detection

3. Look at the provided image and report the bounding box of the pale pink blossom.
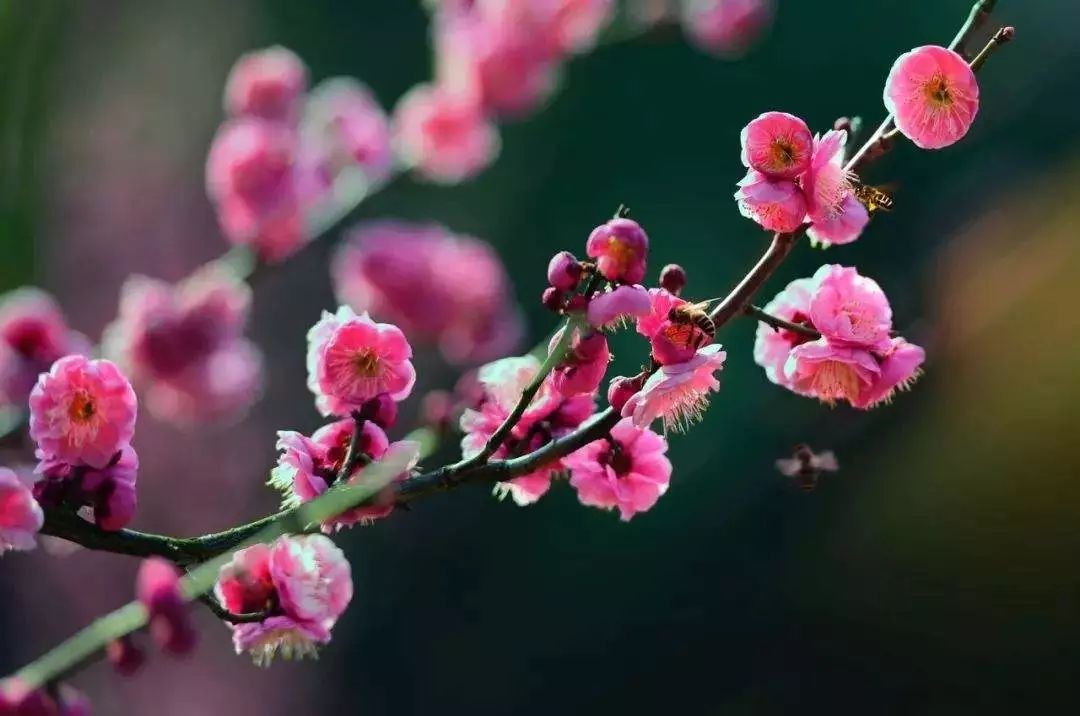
[224,46,308,125]
[564,417,672,521]
[753,276,816,389]
[35,445,139,532]
[0,467,42,555]
[740,111,813,179]
[808,264,892,350]
[586,218,649,284]
[622,344,726,431]
[0,289,90,410]
[137,557,196,655]
[734,169,807,233]
[884,45,979,150]
[587,285,651,330]
[783,339,880,407]
[549,327,610,397]
[681,0,773,58]
[306,307,416,416]
[302,78,393,184]
[29,356,137,469]
[332,221,522,364]
[806,194,869,248]
[391,83,500,184]
[851,337,925,409]
[802,130,868,246]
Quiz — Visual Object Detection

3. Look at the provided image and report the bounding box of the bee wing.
[775,458,802,477]
[813,451,839,472]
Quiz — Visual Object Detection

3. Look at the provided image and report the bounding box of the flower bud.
[607,374,645,412]
[659,264,687,295]
[541,286,563,312]
[420,390,453,431]
[136,558,197,656]
[546,251,582,291]
[564,294,590,313]
[106,636,146,677]
[357,393,397,429]
[585,218,649,284]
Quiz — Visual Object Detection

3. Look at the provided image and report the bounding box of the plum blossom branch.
[744,304,821,339]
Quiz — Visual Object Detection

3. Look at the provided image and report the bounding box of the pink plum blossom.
[332,221,522,364]
[587,285,651,330]
[564,417,672,521]
[137,557,197,655]
[802,130,868,246]
[622,344,726,432]
[391,83,500,184]
[306,307,416,416]
[740,111,813,179]
[224,46,308,125]
[783,339,880,407]
[734,169,807,233]
[884,45,979,150]
[753,276,816,389]
[549,0,615,54]
[29,356,137,469]
[35,445,139,532]
[460,355,594,505]
[636,288,686,340]
[808,264,893,350]
[585,218,649,284]
[681,0,773,58]
[302,78,393,184]
[851,337,925,409]
[0,467,43,555]
[0,679,90,716]
[549,327,610,398]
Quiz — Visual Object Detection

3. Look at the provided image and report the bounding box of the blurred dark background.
[2,0,1079,713]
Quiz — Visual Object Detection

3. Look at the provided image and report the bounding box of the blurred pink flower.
[391,83,500,184]
[549,326,610,398]
[0,679,89,715]
[0,467,43,555]
[622,343,726,432]
[306,307,416,416]
[302,78,393,184]
[29,356,137,470]
[0,288,89,411]
[884,45,979,150]
[681,0,773,58]
[783,339,880,407]
[564,417,672,521]
[550,0,616,54]
[224,46,308,125]
[808,264,893,350]
[35,445,139,532]
[851,337,925,409]
[333,221,522,364]
[102,266,263,425]
[586,217,649,284]
[587,284,651,330]
[802,130,868,246]
[137,557,196,655]
[740,111,813,180]
[753,276,816,389]
[734,169,807,233]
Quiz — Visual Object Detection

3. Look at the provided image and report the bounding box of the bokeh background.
[2,0,1079,713]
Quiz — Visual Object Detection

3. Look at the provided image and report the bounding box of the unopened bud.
[106,636,145,676]
[659,264,687,295]
[607,373,646,412]
[541,286,563,312]
[546,251,582,291]
[358,393,397,429]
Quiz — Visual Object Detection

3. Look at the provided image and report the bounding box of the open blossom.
[102,267,263,425]
[681,0,773,58]
[753,276,816,389]
[460,355,594,506]
[587,285,651,330]
[783,339,880,407]
[802,130,868,246]
[808,264,892,349]
[0,468,43,555]
[224,46,308,125]
[306,307,416,416]
[884,45,979,150]
[215,534,352,666]
[549,327,610,398]
[564,417,672,521]
[332,221,522,364]
[586,218,649,284]
[636,288,686,340]
[35,446,139,532]
[0,289,89,411]
[622,344,726,432]
[29,356,137,470]
[740,111,813,179]
[734,170,807,233]
[303,78,393,184]
[851,337,925,409]
[391,83,500,184]
[137,558,196,655]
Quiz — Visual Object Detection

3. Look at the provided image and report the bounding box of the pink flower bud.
[0,468,42,555]
[547,251,582,291]
[358,393,398,429]
[36,446,139,532]
[564,294,590,313]
[659,264,687,295]
[585,218,649,284]
[224,46,308,125]
[420,389,454,430]
[541,286,564,312]
[549,327,609,397]
[606,373,645,412]
[0,679,89,716]
[136,558,196,656]
[106,636,145,677]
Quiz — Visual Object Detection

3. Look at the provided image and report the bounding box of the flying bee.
[665,299,720,350]
[852,180,895,214]
[775,444,839,492]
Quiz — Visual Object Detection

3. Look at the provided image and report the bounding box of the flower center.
[68,392,96,423]
[779,311,815,347]
[769,139,796,168]
[812,361,862,402]
[605,237,636,272]
[603,441,633,476]
[351,349,381,378]
[923,74,952,107]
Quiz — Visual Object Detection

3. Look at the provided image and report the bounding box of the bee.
[666,300,718,350]
[852,181,895,214]
[775,444,839,492]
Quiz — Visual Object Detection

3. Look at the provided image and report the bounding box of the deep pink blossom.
[549,327,610,398]
[332,221,522,364]
[783,339,880,407]
[564,417,672,521]
[808,264,893,350]
[224,46,308,125]
[35,445,139,532]
[586,218,649,284]
[636,288,686,340]
[137,557,197,655]
[802,130,868,246]
[740,111,813,179]
[103,267,263,425]
[306,307,416,416]
[681,0,773,57]
[884,45,979,150]
[29,356,137,470]
[303,78,393,184]
[586,284,651,330]
[391,83,500,184]
[734,169,808,233]
[0,468,42,555]
[753,276,816,389]
[622,344,726,432]
[851,337,925,409]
